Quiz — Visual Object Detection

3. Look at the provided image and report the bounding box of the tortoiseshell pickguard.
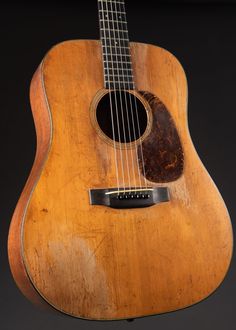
[138,91,184,183]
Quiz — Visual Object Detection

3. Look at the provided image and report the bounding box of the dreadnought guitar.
[8,0,233,321]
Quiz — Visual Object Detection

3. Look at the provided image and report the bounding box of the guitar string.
[100,0,148,191]
[124,0,148,189]
[132,79,148,189]
[100,0,120,192]
[104,0,126,191]
[110,0,133,191]
[119,0,143,190]
[114,0,137,191]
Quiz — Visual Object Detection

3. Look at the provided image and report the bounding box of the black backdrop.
[0,1,236,329]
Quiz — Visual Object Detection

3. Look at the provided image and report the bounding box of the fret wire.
[105,74,133,77]
[101,40,129,44]
[105,63,132,71]
[105,83,134,85]
[100,19,127,24]
[103,63,133,67]
[104,67,133,71]
[105,76,134,79]
[105,79,134,84]
[99,12,126,20]
[105,68,133,72]
[105,82,135,86]
[103,53,131,57]
[99,0,125,4]
[105,72,133,77]
[101,41,129,47]
[100,28,128,33]
[105,80,134,84]
[102,45,130,50]
[106,80,134,83]
[104,61,132,66]
[103,51,131,58]
[101,37,129,41]
[99,9,125,14]
[99,0,125,2]
[105,73,133,78]
[104,60,131,64]
[103,54,132,60]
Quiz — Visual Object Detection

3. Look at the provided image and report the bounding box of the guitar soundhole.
[96,91,148,143]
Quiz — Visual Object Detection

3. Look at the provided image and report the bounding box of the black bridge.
[89,187,170,209]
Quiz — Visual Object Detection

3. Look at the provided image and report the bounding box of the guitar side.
[8,64,53,309]
[8,40,233,320]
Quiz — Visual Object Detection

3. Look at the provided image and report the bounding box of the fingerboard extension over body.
[98,0,135,90]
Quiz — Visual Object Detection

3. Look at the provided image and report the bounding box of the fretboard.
[98,0,135,90]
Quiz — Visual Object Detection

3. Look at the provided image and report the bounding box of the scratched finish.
[8,40,233,320]
[138,91,184,182]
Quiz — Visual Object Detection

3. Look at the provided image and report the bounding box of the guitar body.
[8,40,233,320]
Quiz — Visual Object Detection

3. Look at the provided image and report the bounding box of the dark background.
[1,0,236,329]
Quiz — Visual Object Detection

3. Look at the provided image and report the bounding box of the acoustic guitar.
[8,0,233,320]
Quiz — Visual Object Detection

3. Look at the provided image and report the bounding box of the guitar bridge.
[89,187,170,209]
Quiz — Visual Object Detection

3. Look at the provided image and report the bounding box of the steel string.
[99,0,120,192]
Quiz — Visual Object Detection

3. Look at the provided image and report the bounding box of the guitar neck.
[98,0,135,90]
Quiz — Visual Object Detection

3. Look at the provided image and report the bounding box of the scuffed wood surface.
[8,40,233,320]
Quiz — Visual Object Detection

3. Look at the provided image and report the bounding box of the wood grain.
[8,40,233,320]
